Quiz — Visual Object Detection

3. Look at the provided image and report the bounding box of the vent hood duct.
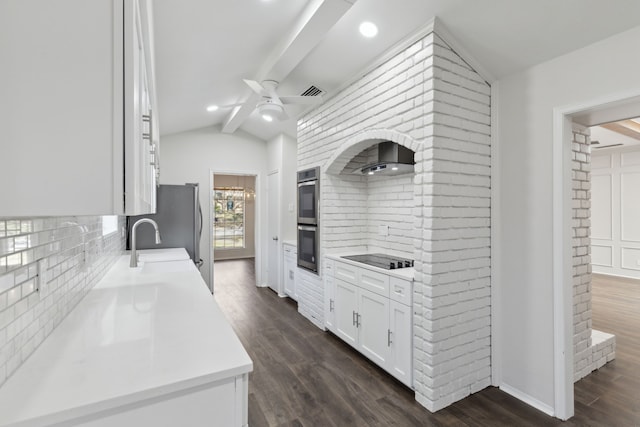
[359,141,415,176]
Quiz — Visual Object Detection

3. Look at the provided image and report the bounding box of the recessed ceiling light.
[391,166,398,171]
[262,114,273,122]
[206,105,219,112]
[359,21,378,38]
[368,171,374,175]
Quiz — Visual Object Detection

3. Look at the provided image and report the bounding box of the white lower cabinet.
[357,287,390,368]
[389,300,412,386]
[82,374,248,427]
[283,243,297,301]
[334,279,390,369]
[334,279,358,347]
[324,260,336,331]
[326,257,413,388]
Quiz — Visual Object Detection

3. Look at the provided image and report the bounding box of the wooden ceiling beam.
[221,0,354,134]
[600,120,640,141]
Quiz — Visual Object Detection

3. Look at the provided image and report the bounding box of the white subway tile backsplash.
[0,215,124,388]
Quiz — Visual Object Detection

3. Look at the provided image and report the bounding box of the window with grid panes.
[213,187,245,249]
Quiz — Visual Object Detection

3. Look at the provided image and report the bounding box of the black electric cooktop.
[341,253,414,270]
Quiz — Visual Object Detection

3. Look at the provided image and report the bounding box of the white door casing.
[209,171,261,293]
[267,171,281,294]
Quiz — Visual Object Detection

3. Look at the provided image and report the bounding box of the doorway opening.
[553,94,640,420]
[585,118,640,419]
[211,173,257,291]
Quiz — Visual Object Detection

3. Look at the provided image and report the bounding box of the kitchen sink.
[140,259,195,274]
[137,248,190,263]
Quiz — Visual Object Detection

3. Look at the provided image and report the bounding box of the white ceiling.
[590,125,640,150]
[153,0,640,141]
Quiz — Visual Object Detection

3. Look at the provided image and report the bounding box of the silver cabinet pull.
[352,311,357,326]
[272,236,279,241]
[388,329,393,346]
[357,313,361,328]
[142,112,152,141]
[329,299,334,312]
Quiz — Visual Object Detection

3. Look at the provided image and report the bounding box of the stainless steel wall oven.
[297,167,319,225]
[297,167,319,273]
[297,225,318,273]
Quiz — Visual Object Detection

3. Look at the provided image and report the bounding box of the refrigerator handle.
[198,202,203,238]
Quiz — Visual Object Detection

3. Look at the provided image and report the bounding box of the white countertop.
[136,247,191,262]
[0,251,253,427]
[282,240,296,248]
[326,253,415,281]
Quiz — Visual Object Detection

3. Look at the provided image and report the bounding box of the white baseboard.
[500,383,555,417]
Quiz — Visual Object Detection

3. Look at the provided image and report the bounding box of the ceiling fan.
[219,79,324,122]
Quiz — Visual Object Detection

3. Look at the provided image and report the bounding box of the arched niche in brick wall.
[323,129,420,175]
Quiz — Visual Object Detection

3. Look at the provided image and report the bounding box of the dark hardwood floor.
[213,259,640,426]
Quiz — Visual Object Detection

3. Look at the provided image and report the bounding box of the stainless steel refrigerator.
[127,184,203,268]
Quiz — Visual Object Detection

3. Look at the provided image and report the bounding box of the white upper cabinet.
[0,0,158,216]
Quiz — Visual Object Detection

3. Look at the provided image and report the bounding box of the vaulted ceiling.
[153,0,640,141]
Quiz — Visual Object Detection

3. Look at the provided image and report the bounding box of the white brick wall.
[0,216,124,388]
[367,174,414,255]
[415,36,491,411]
[571,124,616,382]
[298,30,491,412]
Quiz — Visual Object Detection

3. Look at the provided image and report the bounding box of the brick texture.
[571,124,616,382]
[297,31,491,412]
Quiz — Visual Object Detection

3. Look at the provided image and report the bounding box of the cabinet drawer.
[390,277,412,306]
[359,269,389,298]
[334,261,358,284]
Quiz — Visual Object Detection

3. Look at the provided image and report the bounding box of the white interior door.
[267,171,280,293]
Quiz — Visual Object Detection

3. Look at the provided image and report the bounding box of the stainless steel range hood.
[359,141,415,176]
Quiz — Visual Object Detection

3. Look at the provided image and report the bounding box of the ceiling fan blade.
[243,79,267,96]
[280,95,323,105]
[216,102,245,109]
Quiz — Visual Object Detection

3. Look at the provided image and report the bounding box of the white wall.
[281,134,297,243]
[266,133,298,293]
[591,146,640,279]
[159,126,268,289]
[213,174,256,261]
[497,25,640,413]
[266,133,297,243]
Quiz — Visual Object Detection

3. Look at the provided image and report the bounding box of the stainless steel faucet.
[130,218,162,268]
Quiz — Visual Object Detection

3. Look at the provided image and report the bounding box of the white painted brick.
[570,126,615,381]
[298,29,491,412]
